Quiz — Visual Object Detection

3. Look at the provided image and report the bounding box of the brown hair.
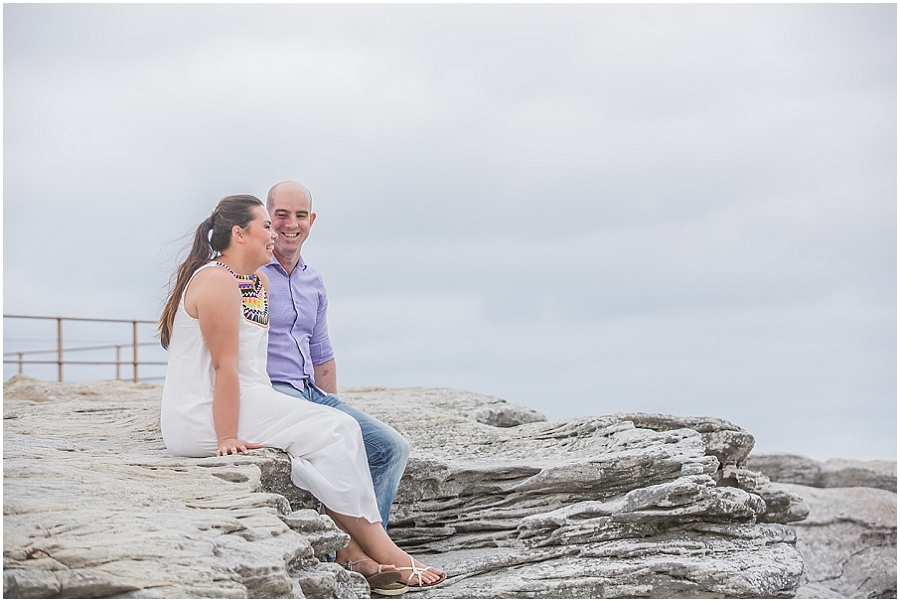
[158,195,263,349]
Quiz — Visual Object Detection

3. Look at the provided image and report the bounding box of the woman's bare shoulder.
[185,265,239,317]
[188,264,236,294]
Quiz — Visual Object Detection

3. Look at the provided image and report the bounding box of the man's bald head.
[267,181,313,214]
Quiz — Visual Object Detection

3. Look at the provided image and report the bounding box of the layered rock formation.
[344,390,805,598]
[748,453,897,493]
[749,453,897,598]
[4,376,866,598]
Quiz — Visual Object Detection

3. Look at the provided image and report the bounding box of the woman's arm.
[187,267,262,456]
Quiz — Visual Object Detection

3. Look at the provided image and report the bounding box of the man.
[263,181,410,530]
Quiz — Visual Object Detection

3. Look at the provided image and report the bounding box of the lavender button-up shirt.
[262,256,335,389]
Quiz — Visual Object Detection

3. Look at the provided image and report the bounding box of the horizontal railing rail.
[3,314,164,383]
[4,341,159,356]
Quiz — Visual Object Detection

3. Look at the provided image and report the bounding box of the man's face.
[270,189,316,259]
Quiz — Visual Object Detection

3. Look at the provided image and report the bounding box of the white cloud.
[4,3,895,461]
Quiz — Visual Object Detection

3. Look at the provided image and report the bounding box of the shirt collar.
[268,254,307,273]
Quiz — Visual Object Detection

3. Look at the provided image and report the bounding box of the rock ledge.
[4,377,813,598]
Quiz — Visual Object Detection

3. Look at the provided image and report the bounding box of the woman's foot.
[394,555,445,587]
[339,556,408,595]
[339,556,398,579]
[336,540,397,576]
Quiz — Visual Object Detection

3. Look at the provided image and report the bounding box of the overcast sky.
[4,4,896,461]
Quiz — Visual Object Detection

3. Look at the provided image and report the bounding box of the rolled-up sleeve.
[309,281,334,366]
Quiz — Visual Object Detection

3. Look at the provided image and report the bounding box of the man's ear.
[309,213,317,228]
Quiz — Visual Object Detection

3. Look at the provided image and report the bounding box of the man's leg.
[272,381,410,530]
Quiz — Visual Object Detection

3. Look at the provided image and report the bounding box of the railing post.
[17,352,23,375]
[132,321,138,383]
[57,317,63,382]
[116,345,121,381]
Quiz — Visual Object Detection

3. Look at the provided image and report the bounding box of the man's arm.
[314,359,337,394]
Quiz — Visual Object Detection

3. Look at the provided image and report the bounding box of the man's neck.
[274,249,302,275]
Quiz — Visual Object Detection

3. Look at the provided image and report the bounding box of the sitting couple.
[159,183,443,595]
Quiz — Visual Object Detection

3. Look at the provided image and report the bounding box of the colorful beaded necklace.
[215,262,269,327]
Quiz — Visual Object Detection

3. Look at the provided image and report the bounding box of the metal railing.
[3,314,166,383]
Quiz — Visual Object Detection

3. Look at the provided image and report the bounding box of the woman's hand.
[217,437,263,456]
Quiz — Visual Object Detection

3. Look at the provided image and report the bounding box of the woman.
[159,195,444,593]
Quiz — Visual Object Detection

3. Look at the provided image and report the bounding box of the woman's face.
[240,205,277,267]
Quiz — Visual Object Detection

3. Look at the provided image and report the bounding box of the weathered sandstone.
[748,453,896,493]
[786,484,896,599]
[2,376,820,598]
[3,377,368,598]
[345,389,805,598]
[748,452,897,598]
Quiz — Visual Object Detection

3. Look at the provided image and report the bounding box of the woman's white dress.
[160,262,381,524]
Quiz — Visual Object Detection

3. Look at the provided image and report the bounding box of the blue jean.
[271,380,410,529]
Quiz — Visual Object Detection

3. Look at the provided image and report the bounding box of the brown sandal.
[343,560,408,596]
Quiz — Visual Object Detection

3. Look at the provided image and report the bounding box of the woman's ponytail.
[158,195,263,349]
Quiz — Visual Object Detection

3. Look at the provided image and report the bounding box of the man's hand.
[217,437,263,456]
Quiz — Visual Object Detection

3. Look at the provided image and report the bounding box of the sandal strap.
[394,555,436,586]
